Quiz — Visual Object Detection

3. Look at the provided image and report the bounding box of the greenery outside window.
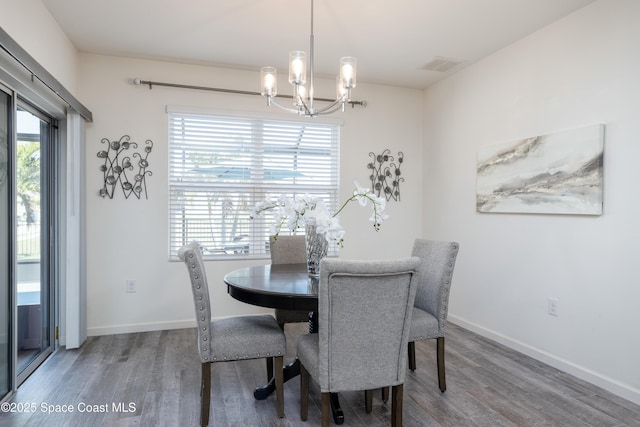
[168,109,340,259]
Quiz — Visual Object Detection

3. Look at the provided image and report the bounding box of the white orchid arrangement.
[250,182,388,246]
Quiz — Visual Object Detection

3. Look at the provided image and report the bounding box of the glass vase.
[305,219,328,277]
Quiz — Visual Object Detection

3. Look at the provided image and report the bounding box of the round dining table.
[224,263,344,424]
[225,263,318,312]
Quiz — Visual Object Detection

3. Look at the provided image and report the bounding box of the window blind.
[168,111,339,259]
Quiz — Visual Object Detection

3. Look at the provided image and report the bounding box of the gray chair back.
[411,239,459,334]
[270,235,309,326]
[178,242,213,363]
[269,235,306,264]
[317,257,420,392]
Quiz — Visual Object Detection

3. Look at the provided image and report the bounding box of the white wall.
[0,0,79,94]
[423,0,640,404]
[77,54,424,335]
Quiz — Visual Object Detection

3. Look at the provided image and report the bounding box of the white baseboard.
[86,314,265,337]
[87,319,197,336]
[449,315,640,406]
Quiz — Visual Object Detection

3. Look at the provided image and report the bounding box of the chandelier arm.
[313,95,346,113]
[313,99,349,116]
[294,95,348,117]
[275,93,337,103]
[267,96,307,115]
[270,93,347,117]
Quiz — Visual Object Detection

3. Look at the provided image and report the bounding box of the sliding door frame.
[14,100,58,386]
[0,81,63,401]
[0,82,15,402]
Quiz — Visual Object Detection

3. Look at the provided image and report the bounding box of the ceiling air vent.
[422,56,465,72]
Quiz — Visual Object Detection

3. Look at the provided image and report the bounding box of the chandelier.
[260,0,357,117]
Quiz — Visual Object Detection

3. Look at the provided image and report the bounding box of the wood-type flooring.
[1,323,638,426]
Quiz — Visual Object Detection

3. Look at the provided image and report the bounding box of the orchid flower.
[251,181,387,246]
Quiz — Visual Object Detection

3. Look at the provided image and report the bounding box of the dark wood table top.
[224,263,318,312]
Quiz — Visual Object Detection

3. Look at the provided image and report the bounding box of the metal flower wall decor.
[367,149,404,202]
[97,135,153,199]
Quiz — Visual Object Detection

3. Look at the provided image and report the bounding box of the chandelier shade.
[289,51,307,86]
[261,66,277,97]
[260,0,358,117]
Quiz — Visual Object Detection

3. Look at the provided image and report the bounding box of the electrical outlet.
[126,279,136,293]
[548,297,558,316]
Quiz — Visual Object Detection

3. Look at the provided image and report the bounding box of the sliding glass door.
[15,103,54,383]
[0,86,10,399]
[0,87,56,401]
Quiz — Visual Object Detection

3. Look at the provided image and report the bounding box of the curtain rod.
[0,27,93,122]
[132,78,367,108]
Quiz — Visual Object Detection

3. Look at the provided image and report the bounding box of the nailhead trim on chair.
[211,349,283,362]
[182,248,214,364]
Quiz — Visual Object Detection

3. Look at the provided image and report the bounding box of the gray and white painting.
[477,125,604,215]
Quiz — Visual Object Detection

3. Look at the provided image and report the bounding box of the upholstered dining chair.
[408,239,460,392]
[297,257,420,427]
[178,242,286,426]
[269,235,311,329]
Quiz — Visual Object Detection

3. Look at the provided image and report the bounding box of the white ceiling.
[41,0,596,89]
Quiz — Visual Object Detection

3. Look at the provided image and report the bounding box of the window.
[168,109,340,259]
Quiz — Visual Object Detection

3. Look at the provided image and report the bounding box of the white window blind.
[168,111,340,259]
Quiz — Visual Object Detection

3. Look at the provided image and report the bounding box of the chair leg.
[365,389,373,413]
[274,356,285,417]
[321,392,331,427]
[266,357,274,381]
[437,336,446,392]
[381,386,389,402]
[201,363,211,427]
[408,341,416,371]
[300,364,309,421]
[391,384,403,427]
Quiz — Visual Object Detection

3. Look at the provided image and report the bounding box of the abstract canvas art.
[476,125,604,215]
